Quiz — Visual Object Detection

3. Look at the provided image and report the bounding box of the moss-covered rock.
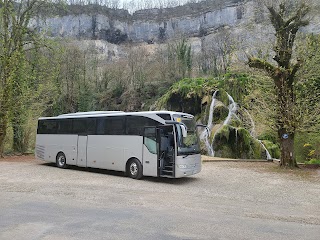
[215,89,229,106]
[212,126,263,159]
[156,76,275,160]
[261,140,280,159]
[212,103,229,124]
[156,78,218,116]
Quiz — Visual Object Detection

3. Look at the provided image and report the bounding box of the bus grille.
[36,145,45,159]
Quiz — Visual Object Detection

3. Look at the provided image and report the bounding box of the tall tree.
[0,0,63,156]
[248,0,310,167]
[176,39,192,79]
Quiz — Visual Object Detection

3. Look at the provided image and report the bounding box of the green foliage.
[305,159,320,165]
[295,132,320,163]
[172,39,192,79]
[156,77,219,111]
[219,73,252,103]
[296,34,320,132]
[262,140,280,159]
[0,0,65,155]
[258,130,278,144]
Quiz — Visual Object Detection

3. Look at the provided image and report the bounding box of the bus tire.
[127,158,143,180]
[56,152,67,169]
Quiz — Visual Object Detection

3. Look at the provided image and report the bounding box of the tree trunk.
[279,130,297,168]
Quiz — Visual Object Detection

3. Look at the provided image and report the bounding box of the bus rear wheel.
[127,159,143,180]
[56,152,67,169]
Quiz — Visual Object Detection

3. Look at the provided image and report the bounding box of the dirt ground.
[2,155,318,182]
[0,155,320,240]
[0,155,38,162]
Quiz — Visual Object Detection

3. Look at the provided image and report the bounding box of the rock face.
[35,0,320,43]
[33,0,319,61]
[34,0,250,43]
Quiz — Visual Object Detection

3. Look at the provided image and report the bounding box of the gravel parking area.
[0,156,319,240]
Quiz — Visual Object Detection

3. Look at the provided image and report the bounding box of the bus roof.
[59,111,124,117]
[38,111,194,120]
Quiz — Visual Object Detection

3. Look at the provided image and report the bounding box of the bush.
[305,159,320,165]
[295,132,320,163]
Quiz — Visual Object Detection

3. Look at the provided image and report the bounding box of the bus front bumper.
[175,163,202,178]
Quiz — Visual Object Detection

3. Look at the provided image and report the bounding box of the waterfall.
[223,94,238,126]
[199,90,273,160]
[207,91,218,130]
[258,140,273,160]
[244,108,256,137]
[200,90,218,156]
[243,109,272,160]
[202,91,238,157]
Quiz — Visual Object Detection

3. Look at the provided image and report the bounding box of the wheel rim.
[58,155,65,166]
[130,162,138,176]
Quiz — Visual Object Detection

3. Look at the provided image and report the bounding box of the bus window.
[127,116,159,136]
[96,118,104,135]
[156,114,172,120]
[87,118,96,135]
[127,116,144,135]
[57,119,72,134]
[38,120,57,134]
[104,117,125,135]
[73,119,87,135]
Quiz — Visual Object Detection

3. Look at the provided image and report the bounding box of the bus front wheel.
[127,158,143,180]
[56,152,67,169]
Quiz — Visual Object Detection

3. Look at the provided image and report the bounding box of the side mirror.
[180,124,187,138]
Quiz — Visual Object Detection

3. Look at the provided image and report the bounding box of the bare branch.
[248,57,277,77]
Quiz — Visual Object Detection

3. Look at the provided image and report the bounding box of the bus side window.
[57,119,72,134]
[127,116,143,135]
[104,117,125,135]
[127,116,160,136]
[96,118,104,135]
[87,118,96,135]
[73,119,87,135]
[38,120,57,134]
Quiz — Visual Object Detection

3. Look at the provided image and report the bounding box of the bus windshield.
[174,117,201,156]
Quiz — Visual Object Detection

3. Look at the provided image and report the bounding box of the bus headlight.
[177,164,187,169]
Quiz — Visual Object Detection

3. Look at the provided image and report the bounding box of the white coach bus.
[35,111,201,179]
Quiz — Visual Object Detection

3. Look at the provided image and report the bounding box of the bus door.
[77,135,88,167]
[157,125,175,178]
[142,127,158,177]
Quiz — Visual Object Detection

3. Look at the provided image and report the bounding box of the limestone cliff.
[32,0,320,60]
